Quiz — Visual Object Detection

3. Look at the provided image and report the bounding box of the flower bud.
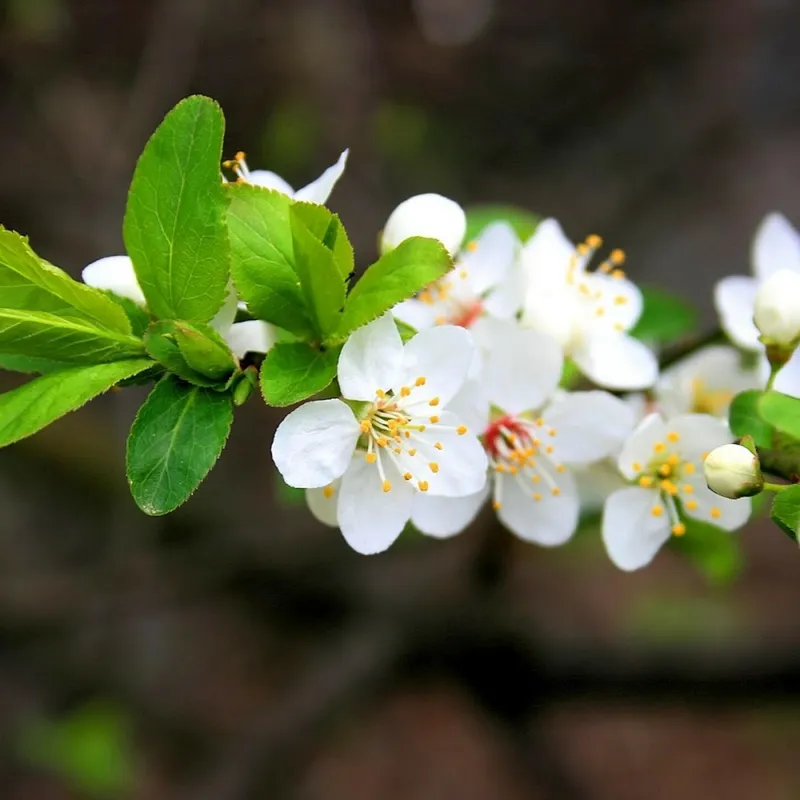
[703,443,763,499]
[754,269,800,346]
[380,193,466,256]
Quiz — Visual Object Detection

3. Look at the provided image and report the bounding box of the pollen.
[610,248,626,265]
[660,480,679,496]
[434,442,443,450]
[639,476,653,487]
[548,428,557,437]
[686,500,698,511]
[429,415,440,424]
[466,240,479,252]
[658,464,672,477]
[531,474,541,484]
[613,295,628,305]
[611,269,626,280]
[551,487,561,496]
[533,492,542,502]
[682,484,694,494]
[556,464,566,473]
[457,426,468,435]
[653,442,666,453]
[408,448,417,457]
[323,485,335,499]
[365,452,377,464]
[710,507,721,519]
[382,480,392,493]
[415,376,427,386]
[683,463,696,475]
[546,445,554,454]
[429,397,440,407]
[667,431,680,443]
[492,500,502,510]
[376,437,388,447]
[672,523,686,536]
[651,505,664,518]
[429,462,440,473]
[418,480,429,492]
[632,461,643,472]
[586,234,603,248]
[360,420,371,433]
[459,269,468,279]
[595,307,606,317]
[667,454,680,466]
[403,472,413,481]
[376,389,386,399]
[400,386,411,397]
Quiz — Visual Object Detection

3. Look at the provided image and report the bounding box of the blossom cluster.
[81,152,800,570]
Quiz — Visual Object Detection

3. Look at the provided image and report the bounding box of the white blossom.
[753,268,800,347]
[704,443,763,499]
[380,193,467,256]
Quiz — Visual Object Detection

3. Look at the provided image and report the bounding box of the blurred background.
[1,0,800,797]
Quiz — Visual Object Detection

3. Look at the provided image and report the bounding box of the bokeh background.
[1,0,800,797]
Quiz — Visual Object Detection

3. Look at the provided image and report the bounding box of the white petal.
[82,256,146,306]
[225,320,275,358]
[617,413,669,479]
[209,280,239,333]
[337,454,413,554]
[247,170,295,196]
[496,466,579,546]
[381,193,466,256]
[574,460,629,514]
[520,217,576,289]
[459,222,517,295]
[293,149,349,205]
[774,346,800,397]
[271,399,360,488]
[445,380,491,432]
[483,262,526,319]
[306,485,339,527]
[681,479,752,531]
[587,273,643,331]
[391,298,439,331]
[394,325,475,409]
[338,313,403,400]
[752,212,800,282]
[667,413,733,460]
[542,391,636,464]
[573,330,658,390]
[714,275,760,351]
[521,286,581,349]
[478,319,563,414]
[411,484,490,538]
[602,486,672,571]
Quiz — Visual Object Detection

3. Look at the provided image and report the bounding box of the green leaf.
[123,96,229,322]
[291,202,354,281]
[289,205,345,338]
[770,484,800,542]
[126,374,233,515]
[260,342,341,406]
[759,391,800,440]
[0,359,153,447]
[729,390,775,449]
[143,320,221,388]
[335,237,451,340]
[464,204,540,243]
[630,286,698,344]
[172,321,238,380]
[670,513,742,585]
[101,292,152,337]
[0,353,72,374]
[0,228,131,333]
[227,183,315,338]
[0,308,145,363]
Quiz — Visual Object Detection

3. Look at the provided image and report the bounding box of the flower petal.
[752,212,800,282]
[209,280,239,334]
[483,262,526,319]
[381,193,466,256]
[573,330,658,390]
[681,479,751,531]
[521,285,581,349]
[271,399,360,488]
[411,484,490,539]
[446,380,491,431]
[667,413,733,460]
[293,149,349,205]
[394,325,475,409]
[602,486,672,571]
[714,275,760,351]
[520,217,576,289]
[587,273,643,331]
[617,413,669,479]
[306,485,340,527]
[82,256,146,306]
[496,465,579,546]
[543,391,636,464]
[391,298,439,331]
[459,222,517,295]
[225,320,276,358]
[574,460,629,514]
[247,170,295,196]
[338,313,403,400]
[337,454,413,554]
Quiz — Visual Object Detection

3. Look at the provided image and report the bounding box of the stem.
[766,363,780,391]
[762,481,787,494]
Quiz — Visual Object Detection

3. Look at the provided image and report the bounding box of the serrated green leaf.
[0,308,145,363]
[123,96,229,322]
[334,237,451,340]
[126,375,233,515]
[143,320,221,388]
[670,511,743,585]
[291,202,354,281]
[759,391,800,440]
[260,342,341,406]
[631,286,698,344]
[172,321,237,380]
[0,228,131,333]
[0,359,153,447]
[0,353,72,374]
[289,205,345,338]
[770,484,800,542]
[729,390,774,449]
[101,292,151,337]
[226,183,315,338]
[464,205,540,243]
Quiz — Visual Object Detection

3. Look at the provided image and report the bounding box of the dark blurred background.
[1,0,800,797]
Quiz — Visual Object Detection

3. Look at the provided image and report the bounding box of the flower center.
[690,378,733,417]
[482,414,565,509]
[419,268,484,329]
[628,431,721,535]
[223,151,251,183]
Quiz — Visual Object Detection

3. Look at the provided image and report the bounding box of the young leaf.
[334,237,451,340]
[260,342,341,406]
[770,484,800,542]
[759,391,800,440]
[0,308,145,363]
[172,321,238,380]
[630,286,698,344]
[143,321,221,388]
[0,354,72,374]
[289,205,345,338]
[291,202,354,281]
[126,375,233,515]
[0,359,153,447]
[123,96,230,322]
[0,228,131,333]
[729,390,774,449]
[226,184,315,338]
[464,205,540,243]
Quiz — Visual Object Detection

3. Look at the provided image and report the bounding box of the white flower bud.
[703,443,763,499]
[380,193,466,256]
[753,269,800,346]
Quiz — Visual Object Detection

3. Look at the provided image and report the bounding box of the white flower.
[393,222,521,333]
[753,268,800,347]
[655,345,760,419]
[228,150,349,206]
[703,443,763,499]
[271,314,488,554]
[602,413,752,571]
[81,257,273,359]
[406,321,637,545]
[520,218,657,390]
[715,212,800,395]
[380,193,467,256]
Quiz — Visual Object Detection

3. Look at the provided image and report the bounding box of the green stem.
[762,481,787,494]
[766,364,780,392]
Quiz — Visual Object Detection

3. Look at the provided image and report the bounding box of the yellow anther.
[434,442,443,450]
[653,442,666,453]
[360,420,371,433]
[466,240,478,252]
[531,474,541,484]
[403,472,413,481]
[613,295,628,305]
[415,376,426,386]
[429,415,440,424]
[457,426,468,435]
[683,463,696,475]
[595,307,606,317]
[651,505,664,518]
[429,462,440,473]
[495,464,506,473]
[546,445,554,454]
[418,425,426,432]
[710,507,721,520]
[365,452,377,464]
[682,484,694,494]
[658,464,672,477]
[323,485,335,499]
[632,461,642,472]
[611,269,626,280]
[576,243,589,256]
[548,428,557,437]
[533,492,542,502]
[672,523,686,536]
[393,448,402,455]
[660,480,678,496]
[556,465,566,473]
[667,431,680,443]
[701,451,710,461]
[509,466,519,475]
[459,269,468,279]
[639,476,653,487]
[614,322,625,331]
[667,454,680,466]
[435,316,447,325]
[586,234,603,248]
[686,500,698,511]
[551,487,561,496]
[492,500,502,510]
[382,480,392,493]
[408,448,417,457]
[377,437,388,448]
[400,386,411,397]
[610,248,626,265]
[418,480,429,492]
[429,397,440,407]
[376,389,386,399]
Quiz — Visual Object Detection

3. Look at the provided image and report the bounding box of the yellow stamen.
[551,487,561,496]
[457,426,468,435]
[429,462,439,473]
[651,505,664,517]
[400,386,411,397]
[639,476,653,487]
[415,376,427,386]
[429,397,440,407]
[429,415,440,424]
[667,431,680,443]
[672,523,686,536]
[653,442,666,453]
[418,480,429,492]
[408,448,417,457]
[533,492,542,502]
[403,472,413,481]
[365,452,377,464]
[710,507,721,519]
[382,480,392,493]
[323,485,334,499]
[686,500,698,511]
[434,442,443,450]
[632,461,642,472]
